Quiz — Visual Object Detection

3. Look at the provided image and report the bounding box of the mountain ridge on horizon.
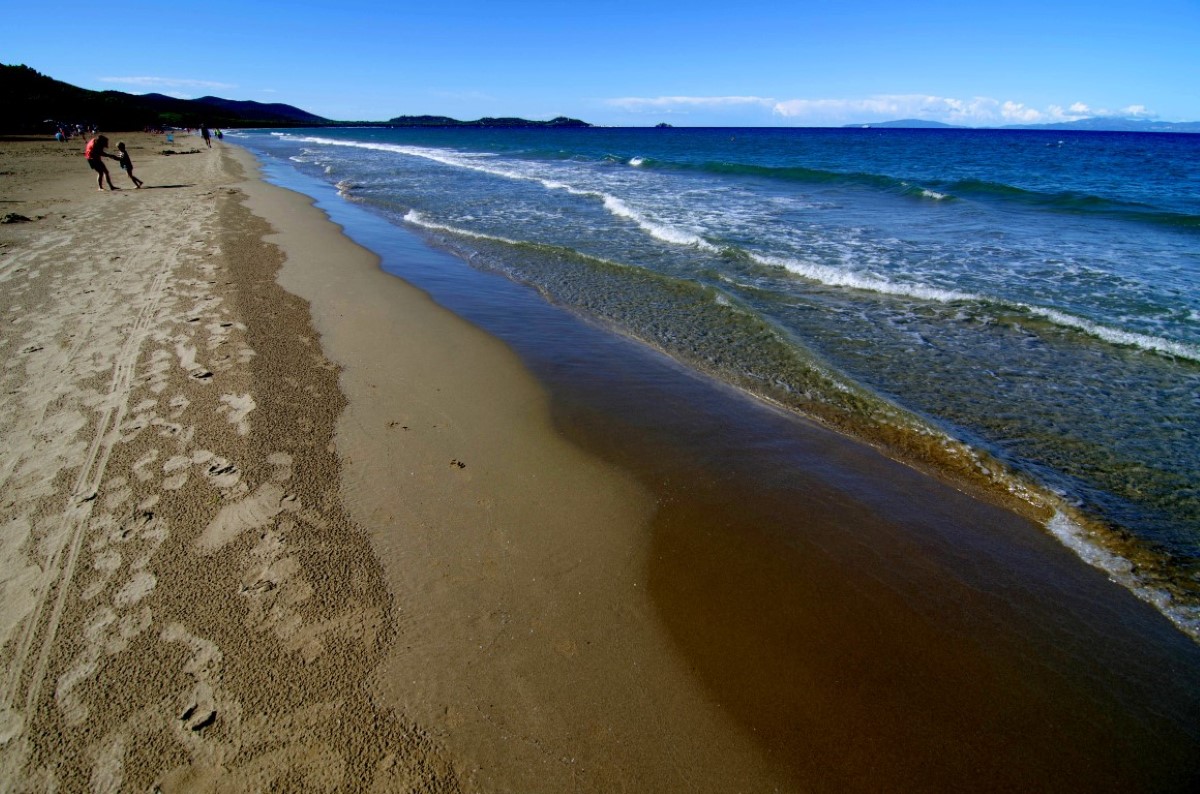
[1,64,589,132]
[1,64,331,131]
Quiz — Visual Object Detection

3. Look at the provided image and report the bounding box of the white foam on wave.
[403,210,523,246]
[275,133,520,180]
[900,180,951,201]
[629,157,645,167]
[602,195,718,250]
[1047,512,1200,642]
[755,253,981,303]
[1048,511,1133,577]
[403,208,697,286]
[757,252,1200,362]
[275,133,719,252]
[1021,305,1200,362]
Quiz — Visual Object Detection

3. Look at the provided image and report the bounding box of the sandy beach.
[0,132,768,791]
[0,133,469,790]
[2,132,1199,793]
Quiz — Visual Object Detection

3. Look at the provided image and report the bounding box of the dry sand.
[0,133,471,790]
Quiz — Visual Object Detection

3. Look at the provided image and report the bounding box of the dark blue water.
[233,126,1200,640]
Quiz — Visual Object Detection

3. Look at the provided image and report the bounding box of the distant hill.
[2,64,595,133]
[845,116,1200,133]
[174,95,326,125]
[1002,117,1200,133]
[843,119,962,129]
[1,64,330,131]
[385,114,591,128]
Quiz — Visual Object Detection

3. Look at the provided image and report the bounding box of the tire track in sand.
[0,196,189,745]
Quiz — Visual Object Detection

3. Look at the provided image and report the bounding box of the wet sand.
[1,132,1198,792]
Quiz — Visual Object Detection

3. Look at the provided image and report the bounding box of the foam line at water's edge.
[1048,512,1200,642]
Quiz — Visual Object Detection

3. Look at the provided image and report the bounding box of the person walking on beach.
[84,134,120,191]
[115,141,144,188]
[200,123,212,148]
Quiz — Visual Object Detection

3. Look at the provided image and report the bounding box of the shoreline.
[242,127,1200,644]
[245,144,1200,790]
[1,133,1198,791]
[232,146,790,790]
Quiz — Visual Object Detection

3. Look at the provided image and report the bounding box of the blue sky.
[8,0,1199,126]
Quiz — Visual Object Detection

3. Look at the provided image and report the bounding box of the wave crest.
[755,252,1199,362]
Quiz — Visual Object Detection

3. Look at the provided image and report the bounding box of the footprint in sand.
[193,483,298,555]
[216,393,255,436]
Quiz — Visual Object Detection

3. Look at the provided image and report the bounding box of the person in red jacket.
[84,135,120,191]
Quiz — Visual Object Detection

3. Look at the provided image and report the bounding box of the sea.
[232,126,1200,642]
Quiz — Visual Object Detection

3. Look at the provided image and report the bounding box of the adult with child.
[84,135,121,191]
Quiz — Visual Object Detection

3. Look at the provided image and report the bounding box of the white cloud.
[773,96,901,118]
[606,95,776,112]
[772,94,1012,124]
[1083,104,1157,120]
[1000,101,1043,122]
[1119,104,1153,118]
[605,92,1156,126]
[1042,102,1106,123]
[99,76,237,91]
[770,93,1156,126]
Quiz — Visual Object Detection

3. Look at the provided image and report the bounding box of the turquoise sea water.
[233,127,1200,639]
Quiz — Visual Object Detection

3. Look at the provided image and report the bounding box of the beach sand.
[1,132,1198,792]
[0,133,465,790]
[0,132,769,792]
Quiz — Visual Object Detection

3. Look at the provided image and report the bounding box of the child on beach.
[84,135,121,191]
[115,142,144,188]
